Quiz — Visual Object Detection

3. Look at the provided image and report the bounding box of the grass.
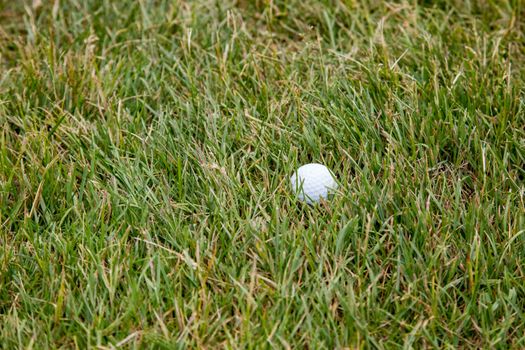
[0,0,524,348]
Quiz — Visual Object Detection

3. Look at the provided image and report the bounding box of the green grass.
[1,0,524,348]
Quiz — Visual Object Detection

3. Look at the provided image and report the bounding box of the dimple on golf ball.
[290,163,337,204]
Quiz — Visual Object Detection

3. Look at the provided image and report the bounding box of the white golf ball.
[290,163,337,204]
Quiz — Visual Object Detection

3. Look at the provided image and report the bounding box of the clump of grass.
[1,0,524,348]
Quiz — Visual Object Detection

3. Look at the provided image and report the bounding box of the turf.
[1,0,524,348]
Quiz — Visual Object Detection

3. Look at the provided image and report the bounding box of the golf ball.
[290,163,337,204]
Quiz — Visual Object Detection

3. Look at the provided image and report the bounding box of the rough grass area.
[1,0,524,348]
